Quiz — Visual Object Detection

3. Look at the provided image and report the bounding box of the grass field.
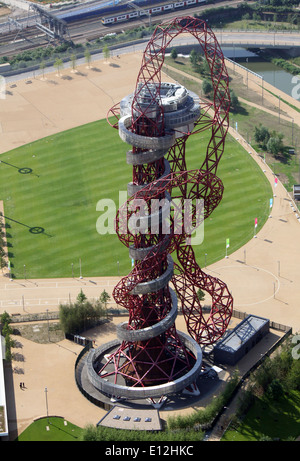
[0,118,272,279]
[222,390,300,441]
[15,417,82,441]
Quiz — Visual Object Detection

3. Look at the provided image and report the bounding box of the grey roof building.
[213,315,270,366]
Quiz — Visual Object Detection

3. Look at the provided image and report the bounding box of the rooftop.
[214,315,269,353]
[97,405,162,431]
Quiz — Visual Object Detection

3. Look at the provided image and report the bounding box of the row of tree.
[0,213,7,271]
[40,45,111,77]
[0,312,14,361]
[0,41,111,72]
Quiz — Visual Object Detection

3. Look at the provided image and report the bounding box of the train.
[56,0,207,24]
[101,0,207,25]
[56,0,181,23]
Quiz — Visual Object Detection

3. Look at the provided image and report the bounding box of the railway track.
[0,27,42,45]
[0,0,242,57]
[0,15,154,57]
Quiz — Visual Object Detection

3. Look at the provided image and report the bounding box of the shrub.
[267,378,284,399]
[167,371,239,430]
[202,79,212,96]
[0,311,13,361]
[59,298,105,335]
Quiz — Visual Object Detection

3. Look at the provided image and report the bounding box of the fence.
[9,311,59,323]
[74,339,112,411]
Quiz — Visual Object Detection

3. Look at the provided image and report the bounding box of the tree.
[84,49,92,68]
[70,53,77,72]
[59,299,104,335]
[0,214,6,270]
[170,48,178,60]
[229,90,239,112]
[202,79,212,96]
[267,133,284,156]
[100,290,110,317]
[0,311,11,326]
[77,289,87,304]
[267,378,284,399]
[40,60,46,79]
[189,49,201,70]
[287,358,300,390]
[1,311,14,361]
[254,124,270,150]
[202,58,210,76]
[54,58,63,77]
[103,44,110,63]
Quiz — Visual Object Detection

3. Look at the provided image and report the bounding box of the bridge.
[168,29,300,53]
[29,4,70,42]
[165,29,300,59]
[213,30,300,51]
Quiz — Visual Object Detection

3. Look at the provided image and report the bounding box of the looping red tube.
[102,16,233,393]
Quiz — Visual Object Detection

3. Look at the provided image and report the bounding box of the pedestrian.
[20,383,23,389]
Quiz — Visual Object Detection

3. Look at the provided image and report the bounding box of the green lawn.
[222,390,300,441]
[0,118,272,279]
[16,417,82,441]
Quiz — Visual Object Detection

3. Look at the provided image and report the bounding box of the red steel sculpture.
[88,16,233,401]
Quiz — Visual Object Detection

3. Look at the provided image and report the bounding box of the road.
[0,276,120,313]
[1,22,300,59]
[3,27,300,83]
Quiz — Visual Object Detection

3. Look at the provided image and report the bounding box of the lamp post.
[45,387,49,424]
[46,309,50,342]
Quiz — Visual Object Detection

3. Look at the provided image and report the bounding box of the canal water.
[222,47,298,100]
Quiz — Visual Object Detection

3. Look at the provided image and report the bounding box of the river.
[222,47,298,100]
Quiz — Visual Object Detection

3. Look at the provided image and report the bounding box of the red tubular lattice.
[103,16,233,390]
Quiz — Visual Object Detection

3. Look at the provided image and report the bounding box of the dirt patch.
[13,321,65,344]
